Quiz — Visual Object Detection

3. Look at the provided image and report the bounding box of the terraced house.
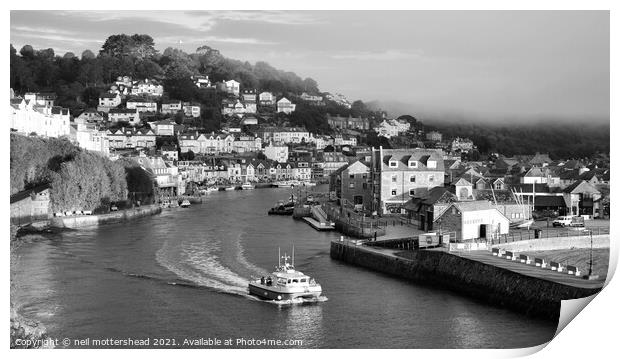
[371,148,445,214]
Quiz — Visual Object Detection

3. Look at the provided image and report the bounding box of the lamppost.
[588,229,594,277]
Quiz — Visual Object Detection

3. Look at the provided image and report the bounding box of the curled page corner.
[555,292,600,337]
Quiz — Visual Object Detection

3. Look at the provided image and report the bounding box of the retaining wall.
[330,241,601,321]
[50,205,162,229]
[491,235,609,252]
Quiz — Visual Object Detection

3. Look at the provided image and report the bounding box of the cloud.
[331,49,424,61]
[185,10,319,26]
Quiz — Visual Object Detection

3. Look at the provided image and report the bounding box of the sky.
[10,10,610,122]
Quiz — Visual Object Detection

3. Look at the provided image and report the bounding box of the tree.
[19,45,34,58]
[81,50,95,60]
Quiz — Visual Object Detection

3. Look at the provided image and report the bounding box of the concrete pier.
[330,240,602,321]
[50,205,162,229]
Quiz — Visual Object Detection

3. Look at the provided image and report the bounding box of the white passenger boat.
[241,182,255,190]
[274,180,292,188]
[248,249,322,301]
[180,200,191,208]
[224,185,236,191]
[205,186,219,193]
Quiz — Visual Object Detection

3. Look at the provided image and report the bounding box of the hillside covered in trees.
[10,134,153,212]
[423,121,609,160]
[9,33,609,159]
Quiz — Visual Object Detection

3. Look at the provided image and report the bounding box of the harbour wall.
[50,205,162,229]
[491,235,610,252]
[330,241,601,321]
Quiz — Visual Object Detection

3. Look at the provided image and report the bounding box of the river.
[11,187,557,348]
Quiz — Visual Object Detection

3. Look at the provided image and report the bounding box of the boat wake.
[267,295,329,306]
[156,239,257,299]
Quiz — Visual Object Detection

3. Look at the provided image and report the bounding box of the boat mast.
[292,246,295,267]
[278,247,281,267]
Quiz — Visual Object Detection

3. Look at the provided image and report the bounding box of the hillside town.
[10,73,610,231]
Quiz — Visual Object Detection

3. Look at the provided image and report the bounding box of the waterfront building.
[10,184,51,225]
[277,97,296,114]
[370,147,445,214]
[329,160,372,211]
[130,155,181,198]
[292,160,312,181]
[321,152,350,178]
[434,201,510,241]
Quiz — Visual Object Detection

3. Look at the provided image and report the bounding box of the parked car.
[553,215,585,227]
[552,216,573,227]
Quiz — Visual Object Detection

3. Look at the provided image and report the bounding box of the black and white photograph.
[7,3,614,354]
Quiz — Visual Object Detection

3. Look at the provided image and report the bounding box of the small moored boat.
[248,248,322,301]
[180,199,191,208]
[241,182,255,190]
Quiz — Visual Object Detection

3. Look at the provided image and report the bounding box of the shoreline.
[10,225,54,349]
[330,240,603,321]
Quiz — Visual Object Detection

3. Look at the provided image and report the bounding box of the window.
[362,183,367,189]
[389,161,398,168]
[410,175,416,183]
[408,161,418,168]
[392,175,398,183]
[349,183,355,189]
[391,188,397,196]
[350,174,355,179]
[427,160,437,168]
[428,175,435,182]
[409,189,415,196]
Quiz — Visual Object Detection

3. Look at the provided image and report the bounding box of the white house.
[126,98,158,113]
[161,101,183,115]
[98,93,121,109]
[277,97,296,114]
[75,123,110,155]
[264,143,289,163]
[434,201,510,241]
[182,102,201,118]
[10,98,71,138]
[259,91,275,106]
[224,80,240,96]
[108,108,140,126]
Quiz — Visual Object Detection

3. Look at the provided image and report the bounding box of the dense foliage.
[10,35,321,112]
[49,151,127,212]
[11,134,132,212]
[426,121,610,159]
